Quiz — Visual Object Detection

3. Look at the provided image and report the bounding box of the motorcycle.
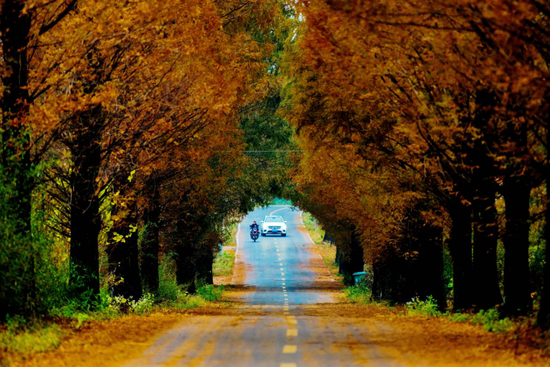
[250,227,260,242]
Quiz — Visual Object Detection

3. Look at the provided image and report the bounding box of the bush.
[129,293,155,315]
[344,283,372,304]
[157,256,181,301]
[406,296,441,317]
[445,308,513,333]
[197,285,224,302]
[472,309,513,333]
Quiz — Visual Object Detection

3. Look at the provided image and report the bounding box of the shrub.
[344,284,372,304]
[472,309,513,333]
[197,285,224,302]
[406,296,441,317]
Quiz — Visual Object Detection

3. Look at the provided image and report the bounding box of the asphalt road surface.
[124,205,410,367]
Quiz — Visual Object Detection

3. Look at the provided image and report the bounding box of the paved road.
[125,206,408,367]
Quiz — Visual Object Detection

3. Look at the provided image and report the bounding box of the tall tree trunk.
[448,195,473,311]
[0,0,35,316]
[502,179,532,316]
[69,110,102,299]
[108,191,142,300]
[339,226,364,286]
[141,180,161,294]
[0,0,32,232]
[196,245,214,286]
[175,243,197,294]
[415,218,446,310]
[472,185,503,310]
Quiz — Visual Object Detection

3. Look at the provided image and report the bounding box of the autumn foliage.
[3,0,550,336]
[0,0,284,317]
[284,0,550,325]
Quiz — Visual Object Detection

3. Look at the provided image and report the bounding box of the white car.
[261,215,287,237]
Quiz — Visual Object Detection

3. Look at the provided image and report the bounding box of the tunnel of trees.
[2,0,550,331]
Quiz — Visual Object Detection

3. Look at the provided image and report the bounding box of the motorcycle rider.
[250,221,260,233]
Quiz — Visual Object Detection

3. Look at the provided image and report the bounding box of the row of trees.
[284,0,550,325]
[0,0,290,319]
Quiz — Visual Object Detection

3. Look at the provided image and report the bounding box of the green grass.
[344,284,372,304]
[302,212,325,245]
[165,285,225,310]
[0,323,64,356]
[213,251,235,276]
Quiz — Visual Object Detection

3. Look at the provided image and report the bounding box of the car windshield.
[265,216,283,222]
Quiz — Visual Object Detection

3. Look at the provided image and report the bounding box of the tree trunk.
[69,110,102,299]
[196,249,214,286]
[108,194,142,300]
[472,185,503,310]
[175,243,197,294]
[0,0,35,316]
[339,227,364,286]
[448,195,473,311]
[0,0,32,232]
[502,179,532,316]
[141,181,161,294]
[415,219,446,310]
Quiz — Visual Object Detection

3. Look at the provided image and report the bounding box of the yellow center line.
[282,345,297,354]
[287,328,298,337]
[281,272,285,276]
[281,364,297,367]
[282,278,286,281]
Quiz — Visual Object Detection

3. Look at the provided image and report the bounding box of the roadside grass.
[1,281,224,365]
[0,322,64,359]
[302,211,325,244]
[344,285,516,334]
[213,251,235,276]
[301,212,341,278]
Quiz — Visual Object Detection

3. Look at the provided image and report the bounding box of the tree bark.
[107,190,143,300]
[141,181,161,294]
[339,226,364,286]
[448,195,474,311]
[472,185,503,310]
[0,0,32,231]
[0,1,35,317]
[175,241,197,294]
[502,179,532,316]
[196,249,214,286]
[68,109,102,299]
[415,218,446,310]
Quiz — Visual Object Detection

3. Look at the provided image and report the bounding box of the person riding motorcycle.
[250,221,260,241]
[250,221,260,233]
